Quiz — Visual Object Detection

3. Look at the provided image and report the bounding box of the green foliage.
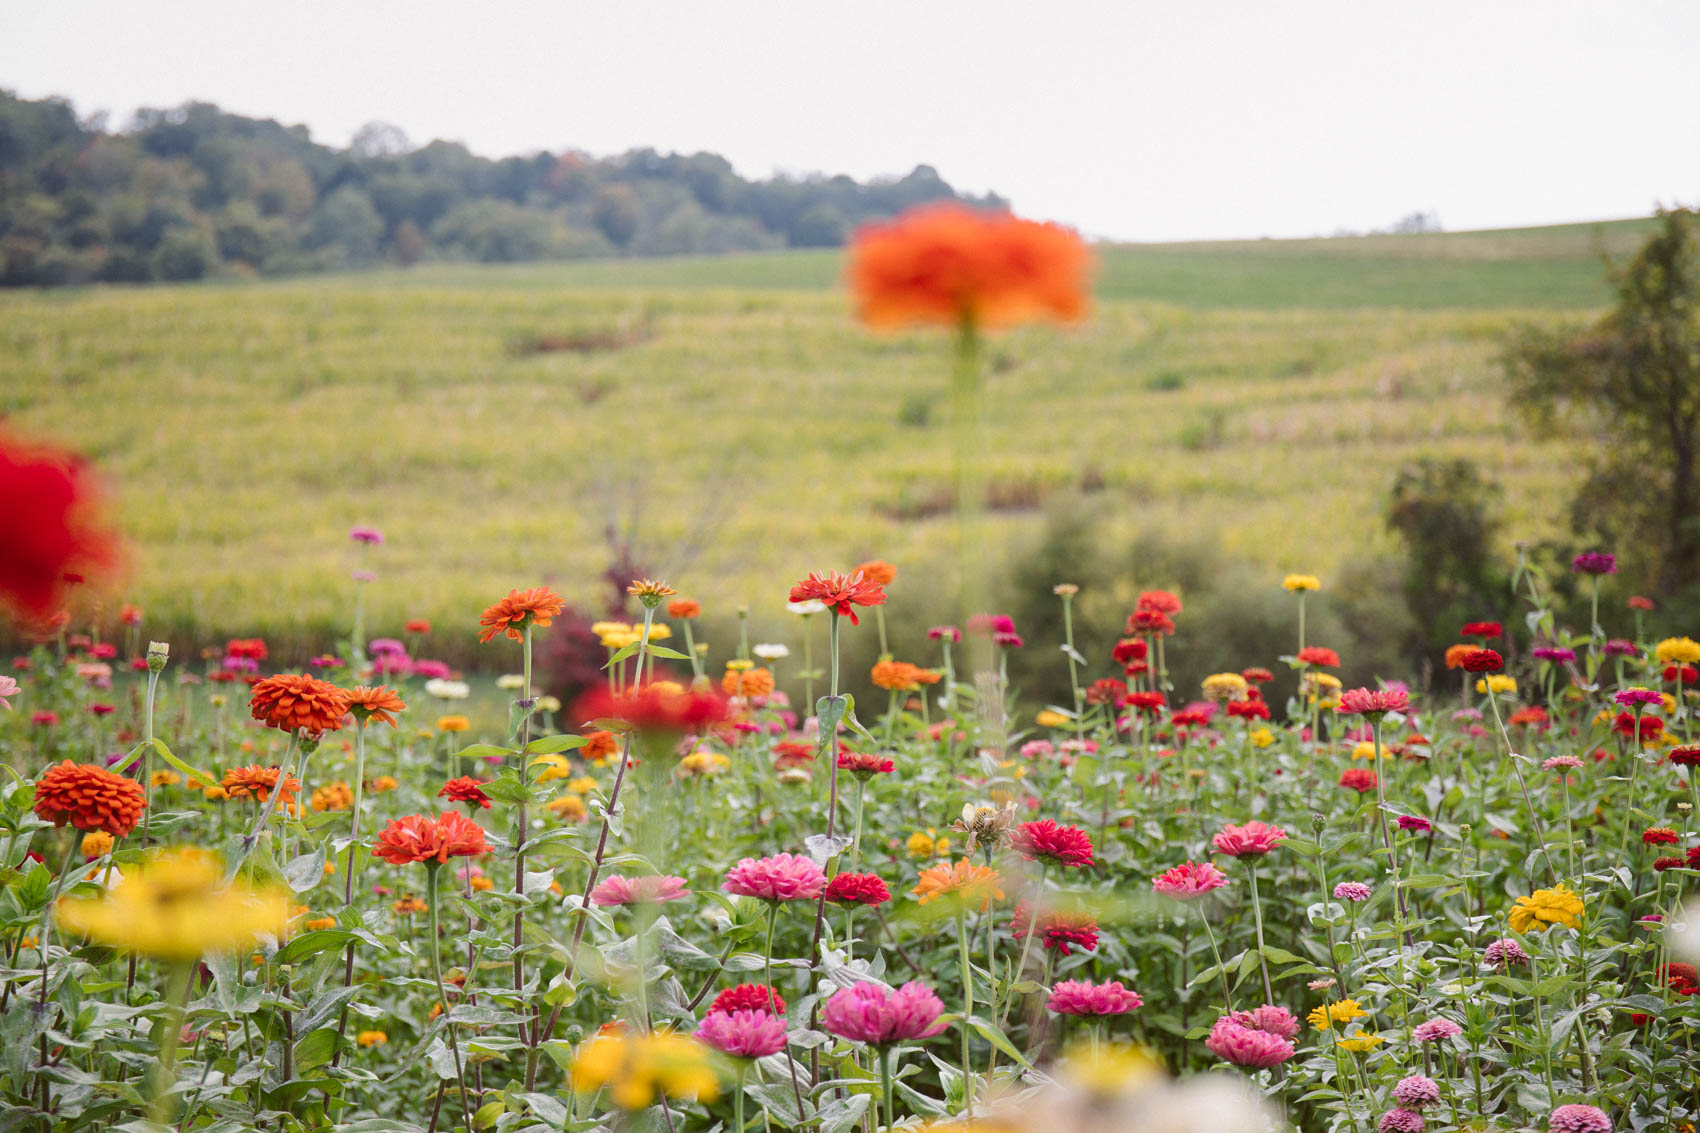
[1386,458,1510,665]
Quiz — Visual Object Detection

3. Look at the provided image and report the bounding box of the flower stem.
[426,864,475,1132]
[145,962,193,1125]
[956,910,976,1120]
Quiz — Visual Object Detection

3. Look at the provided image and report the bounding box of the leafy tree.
[1505,208,1700,594]
[1385,458,1509,662]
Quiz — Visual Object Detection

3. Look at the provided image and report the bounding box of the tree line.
[0,91,1004,286]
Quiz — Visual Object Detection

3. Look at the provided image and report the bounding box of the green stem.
[1247,864,1274,1005]
[145,963,193,1125]
[426,864,476,1132]
[956,910,975,1120]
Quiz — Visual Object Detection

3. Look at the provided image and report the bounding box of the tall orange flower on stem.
[477,587,565,644]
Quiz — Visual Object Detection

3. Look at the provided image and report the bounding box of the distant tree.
[392,219,428,266]
[591,185,640,247]
[1505,208,1700,594]
[350,121,411,159]
[1385,458,1509,662]
[307,185,384,262]
[1387,211,1442,234]
[792,203,847,247]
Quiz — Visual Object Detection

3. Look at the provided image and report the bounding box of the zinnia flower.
[1411,1018,1461,1043]
[708,984,785,1016]
[787,570,886,626]
[821,981,948,1045]
[1508,885,1584,934]
[1152,860,1229,899]
[1231,1004,1301,1039]
[1333,882,1372,903]
[1379,1110,1425,1133]
[1205,1014,1296,1068]
[1213,821,1287,858]
[437,777,491,810]
[1570,552,1617,575]
[1396,815,1432,834]
[0,428,123,619]
[848,203,1090,330]
[586,874,691,907]
[477,586,566,644]
[1047,979,1143,1017]
[1543,755,1584,770]
[372,812,491,865]
[346,685,406,727]
[220,765,300,806]
[1482,938,1530,967]
[1338,687,1411,717]
[575,682,730,735]
[1547,1104,1612,1133]
[1282,574,1320,592]
[723,853,826,902]
[1615,687,1663,709]
[33,760,146,837]
[696,1009,786,1059]
[837,751,895,778]
[248,674,350,737]
[1011,903,1099,955]
[569,1030,718,1109]
[54,847,287,961]
[1656,637,1700,665]
[1339,768,1378,794]
[1297,646,1340,667]
[854,560,898,587]
[1307,999,1369,1031]
[1010,819,1094,869]
[1460,649,1503,672]
[824,872,892,906]
[1393,1075,1441,1110]
[1643,826,1680,846]
[911,859,1004,911]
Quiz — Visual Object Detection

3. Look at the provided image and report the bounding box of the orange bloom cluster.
[373,811,491,865]
[345,685,406,728]
[221,765,301,805]
[870,660,940,692]
[722,666,776,699]
[477,587,565,644]
[911,859,1005,911]
[249,674,350,736]
[666,598,701,620]
[33,760,147,837]
[848,203,1090,330]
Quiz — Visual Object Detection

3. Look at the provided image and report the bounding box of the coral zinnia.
[1213,821,1288,858]
[824,872,892,906]
[0,428,123,619]
[1047,979,1143,1017]
[575,682,730,735]
[346,685,406,728]
[848,203,1089,330]
[854,560,898,587]
[248,674,351,736]
[787,570,886,626]
[1297,646,1341,667]
[912,859,1004,911]
[220,765,301,806]
[477,586,566,644]
[1338,687,1411,717]
[1010,819,1094,869]
[821,981,948,1044]
[1152,860,1229,899]
[836,751,895,778]
[33,760,146,837]
[1339,768,1378,794]
[437,777,491,810]
[721,665,776,699]
[372,811,490,865]
[723,853,826,902]
[1011,903,1099,955]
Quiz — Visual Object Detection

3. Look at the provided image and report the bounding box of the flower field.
[3,207,1696,1133]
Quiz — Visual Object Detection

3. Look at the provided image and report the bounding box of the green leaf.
[968,1015,1031,1067]
[455,744,518,760]
[293,1026,340,1070]
[524,734,588,755]
[283,846,327,893]
[643,644,690,660]
[603,641,641,668]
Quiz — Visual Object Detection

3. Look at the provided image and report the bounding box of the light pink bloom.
[1338,687,1411,716]
[1543,756,1583,770]
[1204,1015,1295,1068]
[1547,1105,1611,1133]
[1333,882,1372,902]
[723,853,826,902]
[0,674,17,710]
[1393,1075,1441,1109]
[1380,1111,1425,1133]
[1228,1004,1300,1040]
[1213,821,1288,858]
[1047,979,1142,1017]
[696,1009,787,1058]
[590,874,690,907]
[1152,860,1230,899]
[821,981,948,1045]
[1411,1018,1462,1043]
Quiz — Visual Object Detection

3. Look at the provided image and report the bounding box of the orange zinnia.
[582,730,620,763]
[911,859,1005,911]
[478,586,566,644]
[1443,644,1474,670]
[848,203,1090,331]
[372,811,490,865]
[346,685,407,728]
[854,560,898,587]
[33,760,147,837]
[249,674,351,736]
[871,660,922,692]
[722,666,776,699]
[666,598,701,619]
[221,765,302,806]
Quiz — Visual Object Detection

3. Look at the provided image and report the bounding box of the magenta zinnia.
[1046,979,1143,1017]
[722,853,826,902]
[695,1009,787,1059]
[820,981,948,1045]
[1010,819,1094,869]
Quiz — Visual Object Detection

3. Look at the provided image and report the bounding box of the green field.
[0,217,1642,657]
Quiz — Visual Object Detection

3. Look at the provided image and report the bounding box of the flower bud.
[146,641,170,672]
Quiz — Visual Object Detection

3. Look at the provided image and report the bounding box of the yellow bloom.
[547,794,588,822]
[151,770,181,788]
[1474,675,1517,695]
[1336,1033,1385,1053]
[570,1030,719,1109]
[1307,999,1369,1031]
[591,621,632,638]
[600,630,640,650]
[1656,637,1700,665]
[81,831,114,857]
[532,753,572,782]
[678,751,730,777]
[1248,727,1275,749]
[55,848,289,961]
[1201,673,1249,701]
[1035,709,1069,728]
[1508,885,1584,934]
[469,876,493,892]
[647,624,672,641]
[1351,741,1390,761]
[357,1030,387,1047]
[370,775,398,793]
[567,776,600,795]
[911,859,1005,911]
[1282,574,1321,592]
[311,780,353,812]
[1309,672,1343,690]
[437,715,471,733]
[906,829,950,858]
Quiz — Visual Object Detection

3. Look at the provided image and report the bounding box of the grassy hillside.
[0,219,1626,657]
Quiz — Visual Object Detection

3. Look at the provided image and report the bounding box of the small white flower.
[425,678,470,700]
[753,643,790,661]
[496,674,526,690]
[787,600,826,616]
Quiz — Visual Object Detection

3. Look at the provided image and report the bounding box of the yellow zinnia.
[1248,727,1275,749]
[357,1030,387,1047]
[81,831,114,857]
[437,715,471,733]
[1035,709,1069,728]
[1283,574,1321,592]
[1508,885,1584,934]
[1350,741,1390,761]
[1201,673,1249,701]
[1474,675,1517,695]
[1307,999,1369,1031]
[567,775,600,795]
[906,829,949,859]
[569,1030,719,1109]
[1656,637,1700,665]
[1336,1033,1384,1053]
[55,848,289,961]
[532,753,572,782]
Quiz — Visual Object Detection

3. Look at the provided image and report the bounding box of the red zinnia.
[1671,747,1700,768]
[707,984,786,1016]
[1337,687,1411,717]
[1011,903,1099,956]
[1228,699,1272,720]
[1614,713,1664,742]
[1643,826,1681,846]
[0,429,123,619]
[788,571,887,626]
[33,760,146,837]
[836,751,895,778]
[1127,608,1175,637]
[438,777,492,810]
[373,811,491,865]
[1137,590,1182,616]
[1460,649,1503,673]
[1241,667,1274,684]
[824,872,892,906]
[249,674,351,737]
[1461,621,1502,639]
[1112,638,1148,664]
[1084,677,1124,706]
[1339,768,1378,794]
[1011,820,1095,869]
[477,587,566,644]
[1297,646,1340,667]
[1124,691,1167,714]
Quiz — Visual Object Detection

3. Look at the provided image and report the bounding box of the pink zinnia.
[1396,815,1432,834]
[821,981,948,1045]
[1393,1075,1441,1109]
[1548,1104,1612,1133]
[1152,860,1229,899]
[0,674,18,710]
[723,853,826,902]
[1379,1111,1425,1133]
[1011,819,1094,868]
[1333,881,1372,902]
[1483,938,1530,967]
[1614,687,1662,709]
[1543,756,1583,770]
[1046,979,1143,1017]
[1411,1018,1461,1043]
[1229,1004,1300,1040]
[1213,821,1287,858]
[1204,1015,1295,1068]
[349,525,384,545]
[1338,687,1411,717]
[696,1008,787,1058]
[589,874,690,907]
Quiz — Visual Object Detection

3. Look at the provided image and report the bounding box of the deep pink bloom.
[1603,639,1637,658]
[589,874,690,907]
[1396,815,1432,834]
[696,1009,787,1058]
[1046,979,1143,1017]
[1011,820,1094,868]
[1411,1018,1462,1042]
[1379,1111,1425,1133]
[723,853,826,902]
[1152,860,1229,899]
[707,984,785,1016]
[1570,552,1617,575]
[1229,1004,1300,1040]
[1393,1075,1441,1109]
[1337,687,1411,717]
[824,872,892,906]
[836,751,894,777]
[1204,1015,1295,1068]
[928,625,961,643]
[1614,687,1663,709]
[1547,1104,1612,1133]
[821,981,948,1045]
[1213,821,1287,858]
[1482,938,1530,967]
[349,525,385,545]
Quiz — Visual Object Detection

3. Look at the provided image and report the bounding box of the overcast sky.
[6,0,1697,242]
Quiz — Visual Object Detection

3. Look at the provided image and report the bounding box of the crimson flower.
[823,872,892,906]
[1011,903,1099,955]
[1010,819,1094,869]
[574,682,730,735]
[1339,768,1378,794]
[1460,649,1502,673]
[788,571,886,626]
[1297,646,1340,667]
[1461,621,1502,638]
[0,429,123,619]
[708,984,785,1016]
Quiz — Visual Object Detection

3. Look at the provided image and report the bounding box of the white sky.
[5,0,1697,241]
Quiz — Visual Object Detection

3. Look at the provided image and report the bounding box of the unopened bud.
[146,641,170,672]
[1311,813,1327,832]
